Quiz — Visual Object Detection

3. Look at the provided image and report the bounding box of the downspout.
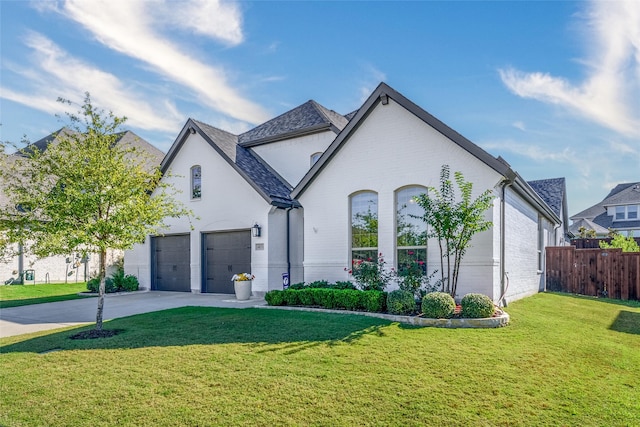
[500,177,514,307]
[286,206,292,283]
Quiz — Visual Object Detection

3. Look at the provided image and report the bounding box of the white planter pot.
[234,280,252,300]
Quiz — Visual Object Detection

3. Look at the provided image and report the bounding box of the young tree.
[599,232,639,252]
[0,93,191,332]
[413,165,494,298]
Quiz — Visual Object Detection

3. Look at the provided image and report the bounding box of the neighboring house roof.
[238,100,348,146]
[568,218,609,236]
[344,110,359,121]
[16,127,164,167]
[570,181,640,234]
[292,82,561,225]
[162,119,297,208]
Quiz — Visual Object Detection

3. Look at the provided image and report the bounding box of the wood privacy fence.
[546,247,640,301]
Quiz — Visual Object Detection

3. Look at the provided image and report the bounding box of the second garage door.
[203,230,251,293]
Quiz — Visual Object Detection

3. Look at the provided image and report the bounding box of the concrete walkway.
[0,291,266,338]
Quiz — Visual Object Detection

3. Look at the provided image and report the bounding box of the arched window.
[351,191,378,263]
[396,186,427,273]
[310,152,323,167]
[191,165,201,199]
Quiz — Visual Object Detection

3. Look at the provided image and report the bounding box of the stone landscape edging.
[258,305,510,328]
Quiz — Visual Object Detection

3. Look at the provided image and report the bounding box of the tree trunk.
[95,249,107,330]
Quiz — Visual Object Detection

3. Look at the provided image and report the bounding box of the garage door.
[203,231,251,293]
[151,234,191,292]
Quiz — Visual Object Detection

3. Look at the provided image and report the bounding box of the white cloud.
[499,0,640,137]
[358,64,387,103]
[481,140,576,163]
[608,140,639,155]
[159,0,244,45]
[512,121,526,131]
[60,0,270,125]
[0,32,183,133]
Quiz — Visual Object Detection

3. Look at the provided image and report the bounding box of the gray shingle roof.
[344,110,359,121]
[527,177,566,218]
[571,182,640,220]
[191,120,295,206]
[238,100,347,145]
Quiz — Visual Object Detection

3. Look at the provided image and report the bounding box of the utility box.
[24,269,35,283]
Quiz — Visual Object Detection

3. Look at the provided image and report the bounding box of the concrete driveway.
[0,291,265,338]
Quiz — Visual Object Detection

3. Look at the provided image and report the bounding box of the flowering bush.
[345,253,393,291]
[395,260,439,299]
[231,273,254,281]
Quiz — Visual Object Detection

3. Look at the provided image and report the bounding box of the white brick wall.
[251,131,337,186]
[297,98,505,300]
[125,132,288,294]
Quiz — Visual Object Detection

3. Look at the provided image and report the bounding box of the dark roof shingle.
[527,177,566,218]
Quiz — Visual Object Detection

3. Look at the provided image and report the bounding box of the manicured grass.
[1,292,638,426]
[0,282,94,308]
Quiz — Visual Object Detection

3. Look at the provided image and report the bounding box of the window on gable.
[396,186,427,274]
[191,165,201,199]
[310,152,323,167]
[351,191,378,263]
[615,206,625,220]
[628,205,638,220]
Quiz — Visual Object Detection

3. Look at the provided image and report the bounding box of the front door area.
[203,230,251,293]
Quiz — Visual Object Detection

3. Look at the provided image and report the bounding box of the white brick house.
[125,83,566,303]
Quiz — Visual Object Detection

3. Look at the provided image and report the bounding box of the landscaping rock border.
[258,305,510,328]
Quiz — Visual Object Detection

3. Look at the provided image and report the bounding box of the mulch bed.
[69,329,124,340]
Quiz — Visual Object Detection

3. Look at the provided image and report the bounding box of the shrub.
[347,253,393,291]
[288,282,306,290]
[313,288,337,309]
[386,290,416,315]
[460,293,495,318]
[332,281,357,290]
[86,277,117,293]
[307,280,330,288]
[265,290,285,306]
[282,289,300,306]
[361,290,387,313]
[337,289,362,311]
[297,288,315,306]
[421,292,455,318]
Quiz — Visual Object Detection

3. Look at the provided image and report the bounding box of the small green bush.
[421,292,455,319]
[313,288,337,309]
[460,293,495,318]
[265,290,285,306]
[339,289,362,310]
[288,282,306,290]
[297,288,315,306]
[86,277,117,293]
[387,290,416,315]
[282,289,301,306]
[333,281,357,290]
[308,280,330,288]
[362,290,387,313]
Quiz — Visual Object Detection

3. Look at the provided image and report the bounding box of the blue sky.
[1,0,639,215]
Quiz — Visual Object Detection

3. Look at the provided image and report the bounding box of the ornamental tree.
[0,93,191,332]
[413,165,494,298]
[599,232,639,252]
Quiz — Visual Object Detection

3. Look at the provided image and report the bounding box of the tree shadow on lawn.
[609,311,640,335]
[0,306,391,354]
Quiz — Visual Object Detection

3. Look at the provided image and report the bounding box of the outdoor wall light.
[251,222,261,237]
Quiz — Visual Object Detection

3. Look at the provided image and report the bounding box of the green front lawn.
[0,282,94,308]
[1,293,638,426]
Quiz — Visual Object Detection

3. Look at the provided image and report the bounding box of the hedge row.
[265,288,386,313]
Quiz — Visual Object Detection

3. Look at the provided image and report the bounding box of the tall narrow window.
[396,187,427,273]
[191,165,201,199]
[628,205,638,220]
[351,192,378,263]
